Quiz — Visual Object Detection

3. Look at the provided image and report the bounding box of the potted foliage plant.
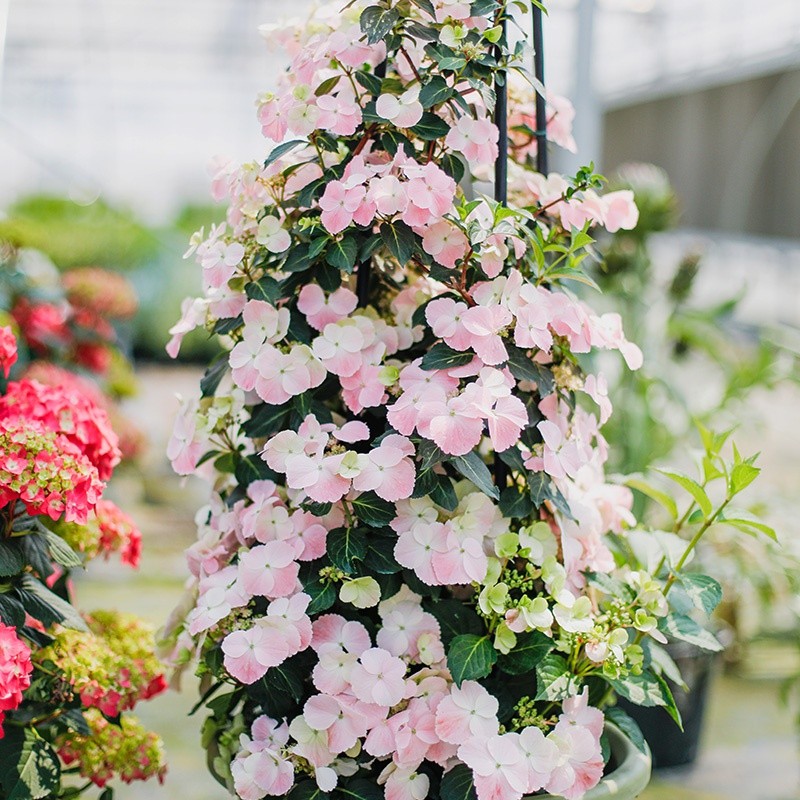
[160,2,775,799]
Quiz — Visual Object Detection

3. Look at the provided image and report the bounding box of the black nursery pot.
[619,643,717,769]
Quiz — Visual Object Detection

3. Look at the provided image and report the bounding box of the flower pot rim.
[530,722,652,800]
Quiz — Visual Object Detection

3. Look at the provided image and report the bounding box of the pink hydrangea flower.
[352,435,416,502]
[0,327,18,378]
[349,647,407,707]
[298,285,358,331]
[0,623,33,730]
[237,540,302,599]
[434,681,499,745]
[445,116,499,166]
[422,221,470,268]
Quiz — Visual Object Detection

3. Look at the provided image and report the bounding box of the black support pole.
[532,3,548,176]
[493,16,509,491]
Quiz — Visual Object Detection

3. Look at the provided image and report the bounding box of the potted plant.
[160,2,775,799]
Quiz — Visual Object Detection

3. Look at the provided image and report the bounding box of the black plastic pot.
[619,642,717,769]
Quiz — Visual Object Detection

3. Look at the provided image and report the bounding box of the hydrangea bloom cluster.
[0,244,145,462]
[161,3,759,800]
[0,378,121,481]
[0,328,166,797]
[37,611,166,717]
[55,498,143,567]
[0,623,33,737]
[57,708,167,788]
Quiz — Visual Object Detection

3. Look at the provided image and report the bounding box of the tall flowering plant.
[163,2,774,800]
[0,329,166,798]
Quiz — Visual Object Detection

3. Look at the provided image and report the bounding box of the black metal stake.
[532,3,549,176]
[493,16,509,491]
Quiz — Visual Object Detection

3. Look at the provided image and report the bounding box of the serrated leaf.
[0,594,25,627]
[43,531,82,569]
[450,451,499,501]
[447,634,497,686]
[17,575,88,631]
[327,527,367,572]
[235,454,278,487]
[0,540,24,577]
[360,6,399,44]
[656,469,713,519]
[351,493,396,528]
[338,778,384,800]
[420,343,474,371]
[430,474,458,511]
[326,237,358,272]
[380,221,417,264]
[658,613,723,652]
[355,70,382,96]
[363,531,402,574]
[303,577,337,615]
[604,707,648,755]
[439,764,477,800]
[264,139,306,168]
[534,654,580,700]
[719,508,777,541]
[679,573,723,616]
[497,630,552,675]
[625,476,678,520]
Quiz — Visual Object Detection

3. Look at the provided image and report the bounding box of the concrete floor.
[70,365,800,800]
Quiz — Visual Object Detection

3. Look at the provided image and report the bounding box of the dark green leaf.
[246,275,283,305]
[288,780,330,800]
[281,244,313,273]
[447,634,497,686]
[363,532,402,574]
[410,112,450,141]
[0,540,24,577]
[360,6,399,44]
[0,593,25,627]
[337,779,383,800]
[534,654,581,700]
[419,76,454,108]
[527,471,550,507]
[420,343,474,371]
[428,599,484,646]
[200,359,227,398]
[0,728,61,800]
[351,492,396,528]
[17,575,88,631]
[498,486,534,519]
[604,707,648,755]
[315,76,341,96]
[243,402,292,439]
[439,153,465,183]
[355,71,382,96]
[213,315,243,336]
[497,630,552,675]
[60,709,91,736]
[327,527,367,572]
[246,654,308,717]
[235,454,278,487]
[450,451,499,500]
[439,764,477,800]
[326,237,358,272]
[430,473,458,511]
[303,577,337,615]
[264,139,306,168]
[380,221,417,264]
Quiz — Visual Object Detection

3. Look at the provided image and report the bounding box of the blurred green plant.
[0,195,158,271]
[591,163,800,650]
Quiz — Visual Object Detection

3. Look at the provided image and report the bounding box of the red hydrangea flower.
[0,623,33,738]
[0,379,121,481]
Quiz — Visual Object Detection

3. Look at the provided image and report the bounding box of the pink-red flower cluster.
[0,623,33,738]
